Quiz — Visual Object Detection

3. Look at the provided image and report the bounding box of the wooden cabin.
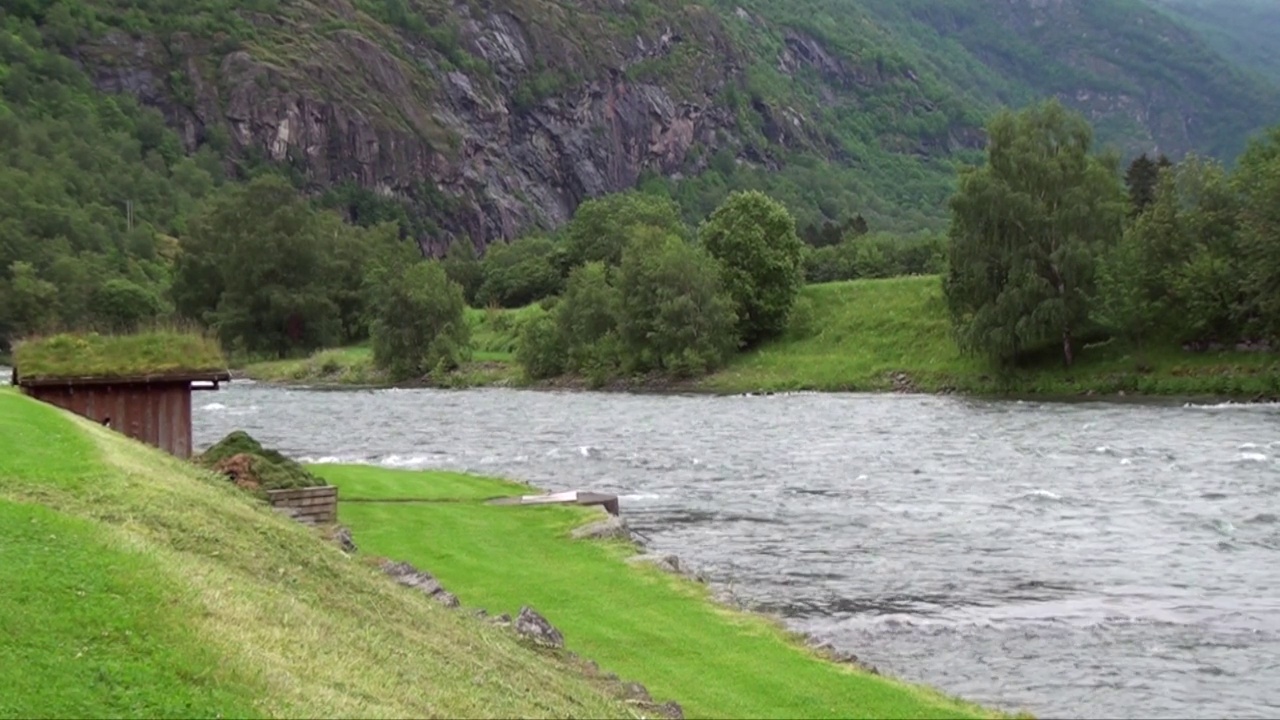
[12,331,230,459]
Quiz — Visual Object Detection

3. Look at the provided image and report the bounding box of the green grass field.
[0,388,641,718]
[240,306,537,386]
[240,276,1279,399]
[313,463,1005,720]
[709,277,1280,397]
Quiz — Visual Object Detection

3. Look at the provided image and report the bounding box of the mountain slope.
[4,0,1277,253]
[1146,0,1280,86]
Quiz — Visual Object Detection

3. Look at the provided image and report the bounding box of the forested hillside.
[1147,0,1280,86]
[2,0,1278,356]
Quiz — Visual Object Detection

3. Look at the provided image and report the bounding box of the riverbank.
[311,462,1010,719]
[237,276,1279,400]
[238,306,529,387]
[0,388,646,718]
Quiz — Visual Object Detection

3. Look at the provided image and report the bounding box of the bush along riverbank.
[310,462,1016,719]
[238,276,1280,401]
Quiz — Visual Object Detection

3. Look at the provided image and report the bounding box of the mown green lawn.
[706,276,1280,397]
[314,463,1005,720]
[0,388,638,718]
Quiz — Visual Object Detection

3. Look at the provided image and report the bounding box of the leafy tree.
[697,190,805,347]
[1091,216,1167,356]
[92,278,163,332]
[0,261,59,340]
[562,191,687,269]
[1124,153,1159,215]
[1235,126,1280,340]
[615,228,739,377]
[329,219,401,345]
[440,239,484,305]
[555,261,621,376]
[1125,153,1175,216]
[173,175,345,356]
[366,259,471,381]
[515,310,566,380]
[476,237,563,308]
[944,99,1126,367]
[1096,154,1247,349]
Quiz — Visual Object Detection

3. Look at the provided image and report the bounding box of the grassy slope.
[315,463,1005,720]
[241,277,1279,399]
[239,307,532,386]
[707,276,1280,397]
[0,388,638,718]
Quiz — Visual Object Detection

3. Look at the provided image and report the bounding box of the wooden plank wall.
[26,382,194,458]
[267,486,339,525]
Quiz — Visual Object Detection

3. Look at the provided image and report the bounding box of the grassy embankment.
[0,388,639,718]
[0,387,1006,718]
[313,463,1008,719]
[240,276,1280,398]
[240,306,536,386]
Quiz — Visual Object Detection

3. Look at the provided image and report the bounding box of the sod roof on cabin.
[13,331,228,382]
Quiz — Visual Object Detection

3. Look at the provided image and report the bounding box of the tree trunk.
[1062,327,1075,367]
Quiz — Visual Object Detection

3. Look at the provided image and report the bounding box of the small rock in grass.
[621,681,651,702]
[626,553,681,574]
[571,515,633,542]
[514,606,564,648]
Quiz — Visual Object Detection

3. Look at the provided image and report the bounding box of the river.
[192,382,1276,717]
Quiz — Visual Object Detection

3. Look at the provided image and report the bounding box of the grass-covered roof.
[14,331,228,382]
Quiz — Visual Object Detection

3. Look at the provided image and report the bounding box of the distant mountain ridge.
[3,0,1278,251]
[1145,0,1280,86]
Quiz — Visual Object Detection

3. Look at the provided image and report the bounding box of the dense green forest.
[2,0,1279,386]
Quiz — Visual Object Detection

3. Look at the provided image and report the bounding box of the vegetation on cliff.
[1148,0,1280,86]
[0,388,643,717]
[314,462,1006,719]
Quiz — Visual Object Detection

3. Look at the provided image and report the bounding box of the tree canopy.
[943,99,1127,367]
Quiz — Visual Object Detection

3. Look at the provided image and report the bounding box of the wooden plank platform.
[487,490,619,515]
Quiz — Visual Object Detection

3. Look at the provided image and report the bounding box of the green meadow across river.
[240,276,1280,400]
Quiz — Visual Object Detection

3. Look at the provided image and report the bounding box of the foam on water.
[190,383,1280,720]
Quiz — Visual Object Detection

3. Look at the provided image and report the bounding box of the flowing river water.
[41,372,1280,718]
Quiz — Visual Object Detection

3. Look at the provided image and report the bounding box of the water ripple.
[194,386,1280,719]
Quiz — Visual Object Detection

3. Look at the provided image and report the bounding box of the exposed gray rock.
[621,681,651,702]
[514,606,565,648]
[656,700,685,719]
[571,515,633,542]
[627,552,682,574]
[381,560,460,608]
[329,525,357,554]
[626,552,707,583]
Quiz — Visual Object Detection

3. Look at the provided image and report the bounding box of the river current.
[136,380,1280,716]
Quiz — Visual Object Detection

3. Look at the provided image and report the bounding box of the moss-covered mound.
[196,430,325,495]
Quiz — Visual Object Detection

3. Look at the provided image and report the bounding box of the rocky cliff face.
[65,0,1277,254]
[68,0,974,254]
